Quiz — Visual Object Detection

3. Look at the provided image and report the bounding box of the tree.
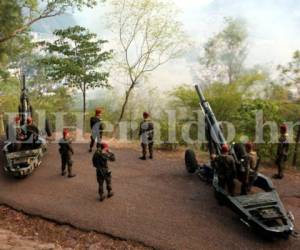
[39,26,112,131]
[0,0,99,78]
[278,50,300,96]
[0,0,99,44]
[278,51,300,166]
[107,0,188,122]
[198,17,248,84]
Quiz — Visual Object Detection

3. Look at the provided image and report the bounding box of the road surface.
[0,141,300,250]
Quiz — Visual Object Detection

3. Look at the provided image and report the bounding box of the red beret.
[143,112,150,118]
[221,144,229,154]
[63,128,69,137]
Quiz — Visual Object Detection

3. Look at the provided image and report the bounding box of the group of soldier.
[212,123,289,196]
[6,109,289,200]
[58,108,154,202]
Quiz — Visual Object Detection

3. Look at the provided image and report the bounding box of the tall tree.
[0,0,99,44]
[0,0,100,78]
[278,50,300,166]
[107,0,188,122]
[198,17,248,84]
[39,26,112,130]
[278,50,300,96]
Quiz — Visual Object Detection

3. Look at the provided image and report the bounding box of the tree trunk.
[292,126,300,167]
[83,84,86,134]
[0,113,4,137]
[118,83,135,123]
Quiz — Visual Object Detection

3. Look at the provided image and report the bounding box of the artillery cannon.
[184,84,294,239]
[2,75,51,178]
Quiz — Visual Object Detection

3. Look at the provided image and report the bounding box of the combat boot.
[99,194,106,202]
[107,191,114,198]
[139,156,146,160]
[67,166,76,178]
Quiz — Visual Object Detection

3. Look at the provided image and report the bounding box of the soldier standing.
[92,142,115,202]
[274,124,289,179]
[59,129,76,178]
[139,112,154,160]
[89,108,104,153]
[216,144,236,196]
[241,142,258,195]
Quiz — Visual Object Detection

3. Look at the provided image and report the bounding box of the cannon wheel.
[185,149,198,174]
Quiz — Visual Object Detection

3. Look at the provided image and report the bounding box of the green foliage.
[0,77,20,113]
[39,26,112,91]
[278,50,300,96]
[0,0,99,44]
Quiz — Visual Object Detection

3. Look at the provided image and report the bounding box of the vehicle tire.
[185,149,198,174]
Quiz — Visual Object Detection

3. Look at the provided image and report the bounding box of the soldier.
[139,112,154,160]
[6,116,24,151]
[92,142,116,202]
[89,108,105,153]
[216,144,236,196]
[59,129,76,178]
[22,117,40,150]
[273,124,289,179]
[241,142,258,195]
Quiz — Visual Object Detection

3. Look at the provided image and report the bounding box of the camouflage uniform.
[241,151,258,195]
[89,116,105,151]
[275,134,289,179]
[59,137,75,177]
[6,122,23,151]
[216,154,236,196]
[92,149,116,201]
[22,123,40,150]
[139,119,154,159]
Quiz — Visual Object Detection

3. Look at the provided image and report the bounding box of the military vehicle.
[184,84,295,239]
[2,75,51,178]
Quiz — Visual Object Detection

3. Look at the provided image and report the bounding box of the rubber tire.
[185,149,198,174]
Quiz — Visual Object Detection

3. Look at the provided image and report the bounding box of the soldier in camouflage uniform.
[22,117,40,150]
[89,108,105,153]
[139,112,154,160]
[216,144,236,196]
[92,142,116,202]
[59,129,76,178]
[241,142,258,195]
[6,116,24,151]
[273,124,289,179]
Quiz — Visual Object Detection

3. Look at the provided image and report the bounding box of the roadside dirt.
[0,205,150,250]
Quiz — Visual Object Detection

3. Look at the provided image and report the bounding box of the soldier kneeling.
[92,142,116,202]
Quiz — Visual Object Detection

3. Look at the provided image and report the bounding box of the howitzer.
[2,74,51,178]
[184,84,295,239]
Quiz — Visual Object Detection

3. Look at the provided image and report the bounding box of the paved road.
[0,142,300,250]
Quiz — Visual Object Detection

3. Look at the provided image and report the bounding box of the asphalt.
[0,141,300,250]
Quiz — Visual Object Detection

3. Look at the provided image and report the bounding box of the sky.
[72,0,300,90]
